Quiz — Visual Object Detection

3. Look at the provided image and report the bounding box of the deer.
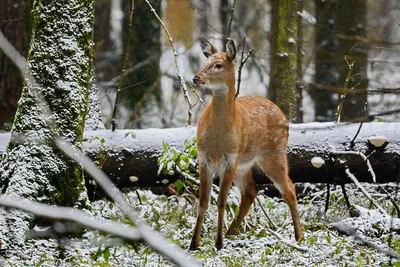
[189,37,303,250]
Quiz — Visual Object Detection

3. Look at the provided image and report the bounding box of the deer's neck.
[209,81,237,126]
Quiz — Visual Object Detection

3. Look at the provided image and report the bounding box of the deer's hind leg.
[259,152,303,241]
[226,169,258,236]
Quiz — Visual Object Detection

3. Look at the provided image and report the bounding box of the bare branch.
[350,102,368,147]
[332,150,377,183]
[266,227,309,252]
[189,83,206,107]
[112,0,134,132]
[256,196,278,230]
[145,0,194,125]
[335,56,354,123]
[0,196,141,241]
[226,0,237,39]
[236,36,254,97]
[344,168,387,215]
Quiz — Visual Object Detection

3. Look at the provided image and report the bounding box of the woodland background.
[1,0,400,131]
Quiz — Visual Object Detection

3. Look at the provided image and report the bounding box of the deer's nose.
[193,76,200,85]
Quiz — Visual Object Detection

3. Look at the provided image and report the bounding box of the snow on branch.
[0,196,141,241]
[344,168,388,216]
[56,138,200,267]
[331,150,376,183]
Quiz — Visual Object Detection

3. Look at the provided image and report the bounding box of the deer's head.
[193,37,236,95]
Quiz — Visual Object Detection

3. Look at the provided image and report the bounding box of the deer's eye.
[215,64,222,69]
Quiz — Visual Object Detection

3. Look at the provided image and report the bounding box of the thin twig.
[256,196,278,230]
[189,83,206,107]
[344,168,387,215]
[350,102,368,147]
[112,0,134,132]
[335,56,354,123]
[145,0,194,125]
[226,0,237,39]
[236,36,254,97]
[378,185,400,218]
[266,228,309,252]
[332,150,376,183]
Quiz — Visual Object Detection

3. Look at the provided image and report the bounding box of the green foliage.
[157,137,198,193]
[87,136,108,169]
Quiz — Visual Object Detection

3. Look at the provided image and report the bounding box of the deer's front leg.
[189,163,212,250]
[215,165,237,250]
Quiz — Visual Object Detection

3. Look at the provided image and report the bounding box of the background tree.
[0,0,25,130]
[0,0,94,247]
[120,0,162,128]
[336,0,368,121]
[94,0,121,85]
[312,0,338,122]
[269,0,299,121]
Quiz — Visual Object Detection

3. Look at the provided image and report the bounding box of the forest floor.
[1,183,400,267]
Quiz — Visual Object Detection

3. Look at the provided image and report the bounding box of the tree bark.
[269,0,299,122]
[0,0,94,247]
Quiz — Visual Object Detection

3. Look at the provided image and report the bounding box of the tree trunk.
[269,0,299,121]
[296,0,303,123]
[94,0,122,84]
[0,0,26,130]
[336,0,368,122]
[119,0,162,129]
[85,67,106,131]
[312,0,339,122]
[0,0,94,247]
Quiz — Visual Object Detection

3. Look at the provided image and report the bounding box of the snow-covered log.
[1,122,399,190]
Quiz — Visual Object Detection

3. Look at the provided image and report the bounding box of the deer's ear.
[226,39,236,61]
[199,37,219,58]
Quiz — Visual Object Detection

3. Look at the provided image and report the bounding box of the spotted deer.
[189,37,303,250]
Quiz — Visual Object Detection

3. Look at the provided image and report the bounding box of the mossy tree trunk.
[269,0,299,122]
[336,0,368,121]
[0,0,94,247]
[312,0,339,122]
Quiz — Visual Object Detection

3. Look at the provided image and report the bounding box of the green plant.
[157,137,198,193]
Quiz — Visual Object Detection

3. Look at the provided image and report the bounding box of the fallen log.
[1,122,399,190]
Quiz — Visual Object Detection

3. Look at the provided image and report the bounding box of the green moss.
[269,0,298,122]
[275,0,298,121]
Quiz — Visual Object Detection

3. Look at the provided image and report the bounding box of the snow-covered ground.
[2,183,399,266]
